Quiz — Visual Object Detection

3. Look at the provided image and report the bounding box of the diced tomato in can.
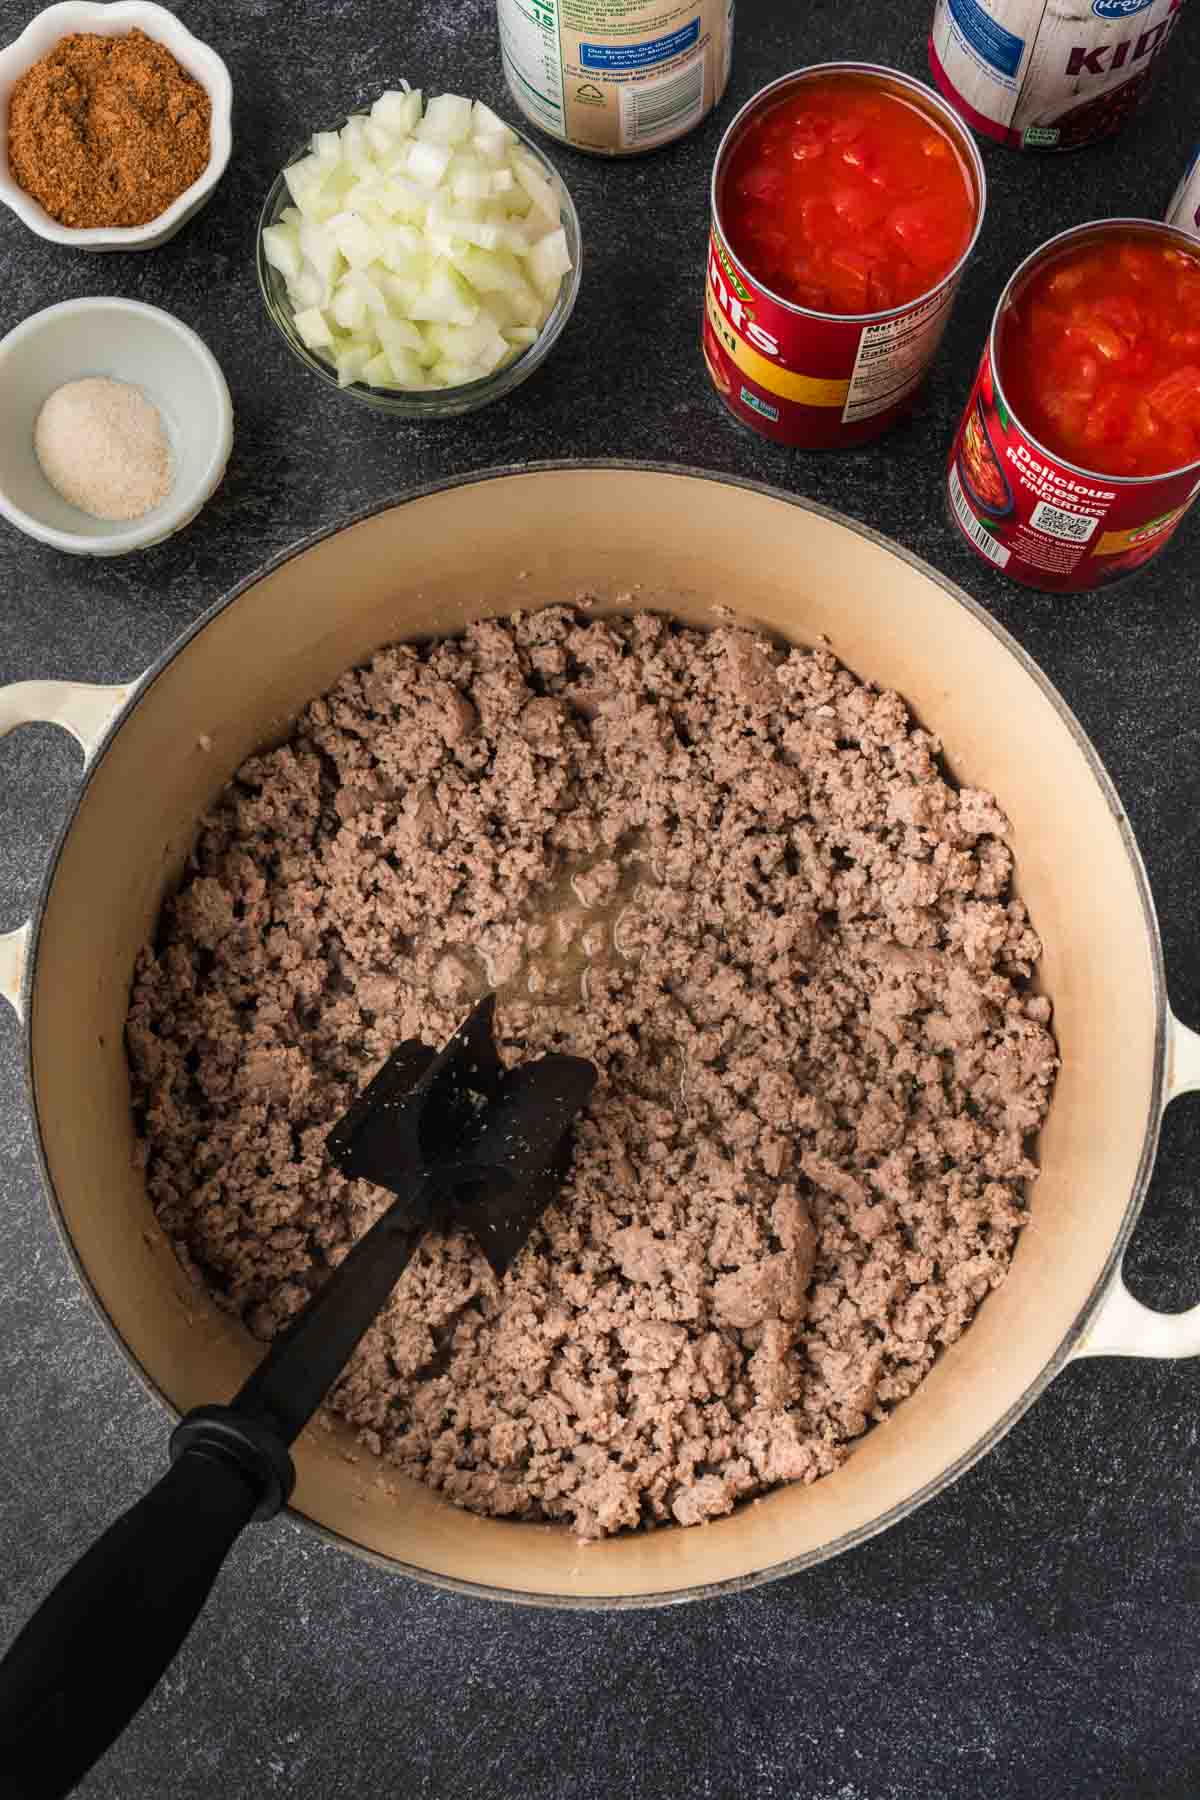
[929,0,1188,152]
[947,219,1200,593]
[703,63,986,448]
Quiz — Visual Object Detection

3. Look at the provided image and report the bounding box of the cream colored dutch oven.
[2,464,1198,1607]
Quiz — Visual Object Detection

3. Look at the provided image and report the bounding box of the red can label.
[947,344,1200,591]
[703,226,963,448]
[929,0,1188,151]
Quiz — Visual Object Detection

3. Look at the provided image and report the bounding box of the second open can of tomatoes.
[947,219,1200,593]
[703,63,987,449]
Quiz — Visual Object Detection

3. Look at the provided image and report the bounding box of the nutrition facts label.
[498,0,566,136]
[498,0,730,153]
[843,286,957,424]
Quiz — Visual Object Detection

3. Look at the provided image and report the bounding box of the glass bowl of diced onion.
[256,88,582,417]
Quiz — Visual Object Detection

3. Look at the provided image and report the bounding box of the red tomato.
[1146,366,1200,426]
[789,116,829,163]
[827,244,872,311]
[839,138,878,174]
[886,198,960,271]
[1118,245,1157,285]
[1176,271,1200,324]
[801,196,839,240]
[1126,397,1163,459]
[1083,385,1135,448]
[738,166,784,205]
[1067,308,1126,365]
[1000,233,1200,477]
[830,183,886,233]
[1092,293,1142,343]
[720,73,975,317]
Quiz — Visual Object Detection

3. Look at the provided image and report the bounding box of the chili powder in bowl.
[0,1,232,251]
[703,63,986,450]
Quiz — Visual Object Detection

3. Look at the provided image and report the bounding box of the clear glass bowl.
[255,112,582,418]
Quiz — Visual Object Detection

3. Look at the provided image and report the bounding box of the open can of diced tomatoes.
[948,219,1200,594]
[703,63,987,449]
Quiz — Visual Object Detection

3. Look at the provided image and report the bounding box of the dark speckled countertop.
[1,3,1198,1796]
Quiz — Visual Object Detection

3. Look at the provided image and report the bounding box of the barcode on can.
[620,52,706,146]
[950,464,1011,567]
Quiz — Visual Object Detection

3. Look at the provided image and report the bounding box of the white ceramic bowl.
[0,297,234,555]
[0,1,232,250]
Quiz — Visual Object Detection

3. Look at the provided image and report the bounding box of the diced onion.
[292,306,333,350]
[418,94,474,145]
[264,91,574,393]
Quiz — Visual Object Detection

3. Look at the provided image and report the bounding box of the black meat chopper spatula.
[0,995,595,1800]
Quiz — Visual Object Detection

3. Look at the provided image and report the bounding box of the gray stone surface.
[1,1,1198,1795]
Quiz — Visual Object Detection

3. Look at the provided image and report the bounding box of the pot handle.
[0,678,137,1022]
[1072,1012,1200,1361]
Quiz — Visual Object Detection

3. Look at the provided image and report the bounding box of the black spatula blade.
[326,992,596,1273]
[324,992,506,1218]
[450,1052,597,1276]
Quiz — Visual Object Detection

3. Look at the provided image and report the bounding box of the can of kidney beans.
[929,0,1188,151]
[703,64,986,449]
[947,219,1200,593]
[1167,145,1200,236]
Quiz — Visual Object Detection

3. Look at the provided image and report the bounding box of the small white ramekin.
[0,1,232,250]
[0,297,234,555]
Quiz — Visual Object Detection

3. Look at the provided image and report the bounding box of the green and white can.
[497,0,734,155]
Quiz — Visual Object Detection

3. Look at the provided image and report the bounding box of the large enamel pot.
[2,464,1198,1607]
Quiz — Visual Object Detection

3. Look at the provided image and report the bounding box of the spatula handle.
[0,1447,262,1799]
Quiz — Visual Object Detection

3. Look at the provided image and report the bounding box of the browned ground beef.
[127,608,1058,1539]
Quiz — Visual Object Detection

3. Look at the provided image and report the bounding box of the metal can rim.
[709,61,988,327]
[986,217,1200,490]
